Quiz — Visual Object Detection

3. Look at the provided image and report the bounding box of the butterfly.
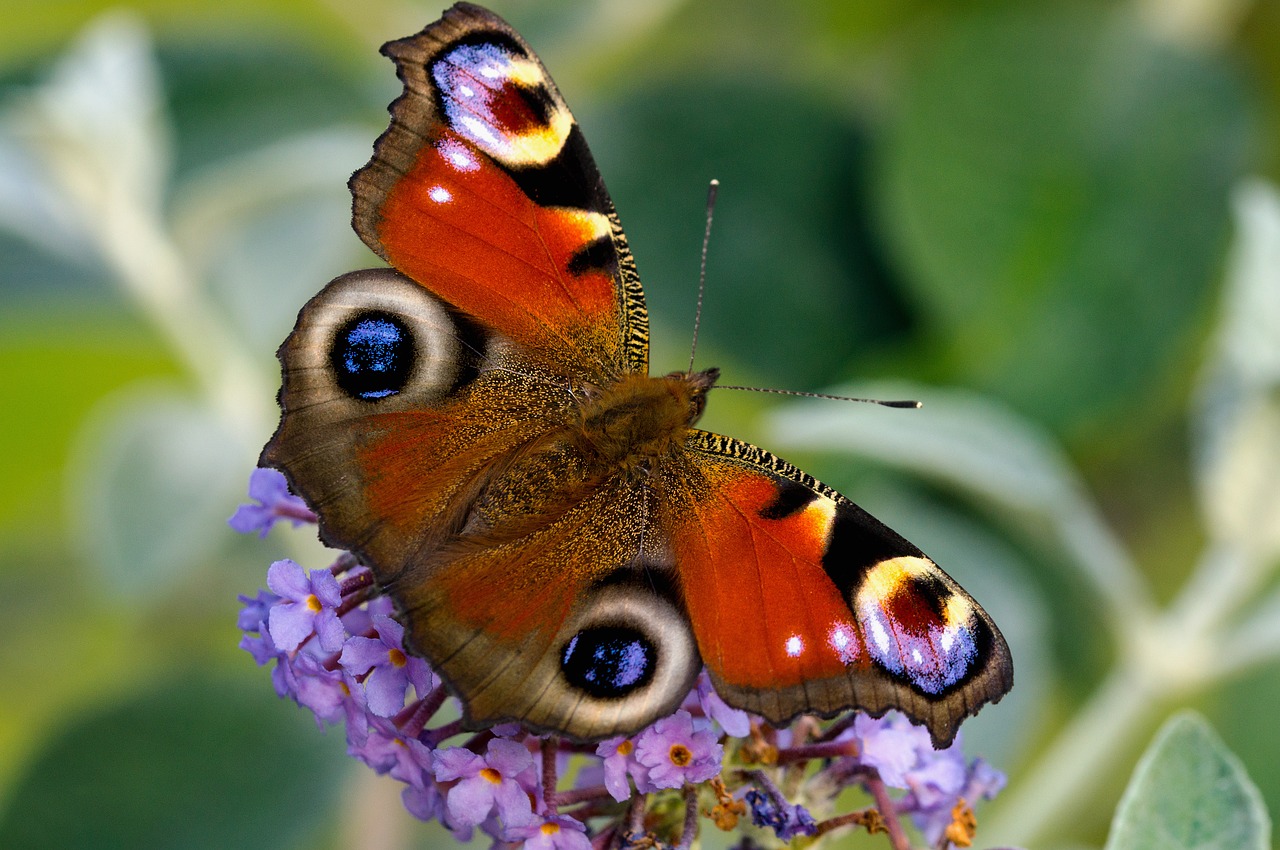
[262,2,1012,747]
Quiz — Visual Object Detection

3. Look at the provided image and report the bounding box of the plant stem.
[983,660,1161,845]
[864,771,913,850]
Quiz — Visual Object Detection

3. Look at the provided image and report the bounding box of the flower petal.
[446,775,497,828]
[364,663,410,717]
[266,559,310,600]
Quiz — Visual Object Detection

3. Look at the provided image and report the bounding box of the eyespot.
[273,268,472,417]
[561,626,656,699]
[331,312,414,400]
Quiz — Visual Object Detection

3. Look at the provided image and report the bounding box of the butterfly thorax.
[573,369,719,474]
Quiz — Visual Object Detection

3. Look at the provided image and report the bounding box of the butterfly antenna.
[716,384,923,409]
[687,178,719,376]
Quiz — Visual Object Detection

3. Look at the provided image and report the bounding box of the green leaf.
[0,310,180,533]
[878,7,1250,429]
[172,129,371,352]
[0,674,349,850]
[69,386,251,600]
[1105,711,1271,850]
[587,80,907,387]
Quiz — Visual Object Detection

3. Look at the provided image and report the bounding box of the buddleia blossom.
[227,467,316,537]
[265,559,345,652]
[434,739,537,830]
[340,614,436,716]
[595,736,644,802]
[231,468,1015,850]
[633,711,723,790]
[744,787,819,840]
[505,813,592,850]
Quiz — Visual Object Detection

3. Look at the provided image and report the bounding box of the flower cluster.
[233,469,1009,849]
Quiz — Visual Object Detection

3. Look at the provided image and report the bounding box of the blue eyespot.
[561,626,655,699]
[330,312,414,400]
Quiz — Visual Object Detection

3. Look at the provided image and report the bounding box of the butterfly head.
[673,366,720,423]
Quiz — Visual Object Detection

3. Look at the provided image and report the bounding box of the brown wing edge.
[348,3,504,262]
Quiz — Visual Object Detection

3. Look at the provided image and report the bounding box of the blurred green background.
[2,0,1279,848]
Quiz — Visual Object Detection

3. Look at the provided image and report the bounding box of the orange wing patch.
[672,465,871,691]
[376,133,620,370]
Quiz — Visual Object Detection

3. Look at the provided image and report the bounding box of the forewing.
[667,431,1013,748]
[350,2,648,378]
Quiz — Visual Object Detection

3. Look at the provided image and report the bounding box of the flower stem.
[864,771,913,850]
[776,739,858,764]
[590,826,616,850]
[421,719,465,747]
[674,785,700,850]
[552,785,614,808]
[399,686,448,738]
[542,737,560,813]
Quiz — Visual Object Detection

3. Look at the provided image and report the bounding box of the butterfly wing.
[665,431,1013,748]
[392,469,702,741]
[265,6,650,580]
[263,269,699,741]
[260,269,565,574]
[261,7,689,740]
[350,2,648,378]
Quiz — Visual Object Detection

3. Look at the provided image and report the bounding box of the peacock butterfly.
[261,2,1012,747]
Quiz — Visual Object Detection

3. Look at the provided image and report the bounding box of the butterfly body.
[263,2,1012,747]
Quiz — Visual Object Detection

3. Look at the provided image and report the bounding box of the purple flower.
[239,624,279,669]
[337,578,392,634]
[349,720,435,790]
[269,648,298,700]
[964,758,1007,801]
[239,630,279,667]
[433,738,536,829]
[505,813,592,850]
[744,788,818,840]
[403,781,443,822]
[691,671,750,737]
[904,740,967,809]
[265,560,346,652]
[237,589,279,632]
[907,757,1007,845]
[849,712,935,787]
[283,653,371,741]
[237,589,284,666]
[843,713,1007,845]
[595,736,645,802]
[288,653,346,725]
[228,468,315,537]
[340,615,436,717]
[633,711,723,789]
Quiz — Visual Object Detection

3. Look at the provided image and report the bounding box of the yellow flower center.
[304,594,322,613]
[617,740,633,757]
[387,648,407,667]
[540,823,560,836]
[480,767,503,785]
[669,744,693,767]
